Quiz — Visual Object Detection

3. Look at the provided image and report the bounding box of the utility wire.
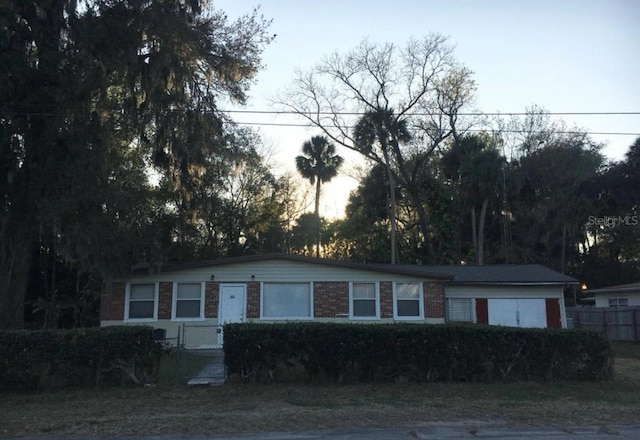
[2,104,640,117]
[226,121,640,137]
[2,108,639,136]
[222,109,640,117]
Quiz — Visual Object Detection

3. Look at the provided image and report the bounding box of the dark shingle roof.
[587,282,640,294]
[133,254,577,285]
[372,263,577,285]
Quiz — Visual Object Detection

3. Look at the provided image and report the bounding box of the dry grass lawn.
[1,345,639,438]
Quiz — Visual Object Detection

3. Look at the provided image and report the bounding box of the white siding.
[445,285,564,299]
[126,259,436,284]
[594,293,640,307]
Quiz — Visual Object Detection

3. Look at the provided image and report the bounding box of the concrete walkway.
[186,350,226,386]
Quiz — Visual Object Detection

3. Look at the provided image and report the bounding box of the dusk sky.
[216,0,640,217]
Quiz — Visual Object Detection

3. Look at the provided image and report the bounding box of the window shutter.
[545,298,562,328]
[476,298,488,324]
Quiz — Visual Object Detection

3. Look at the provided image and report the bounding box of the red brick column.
[246,282,260,318]
[100,282,125,321]
[313,282,348,318]
[380,282,393,318]
[158,282,173,319]
[423,282,445,319]
[205,282,219,318]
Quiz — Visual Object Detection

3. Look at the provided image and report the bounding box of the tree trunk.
[0,211,34,329]
[315,178,321,257]
[477,198,488,266]
[560,223,567,274]
[471,206,478,264]
[382,147,398,264]
[406,188,437,264]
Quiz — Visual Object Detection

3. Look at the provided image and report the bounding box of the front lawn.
[1,354,639,437]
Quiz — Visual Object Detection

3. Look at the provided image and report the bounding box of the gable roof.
[132,254,577,285]
[587,282,640,295]
[372,263,577,285]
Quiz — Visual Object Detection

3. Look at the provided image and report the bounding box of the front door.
[218,284,246,345]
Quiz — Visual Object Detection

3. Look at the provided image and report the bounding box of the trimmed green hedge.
[0,326,164,390]
[223,323,613,383]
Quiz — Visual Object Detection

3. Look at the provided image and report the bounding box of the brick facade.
[423,281,445,319]
[100,282,125,321]
[380,282,393,318]
[313,282,349,318]
[246,281,260,318]
[204,282,219,318]
[158,282,173,319]
[101,278,446,322]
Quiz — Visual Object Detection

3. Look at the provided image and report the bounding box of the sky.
[215,0,640,218]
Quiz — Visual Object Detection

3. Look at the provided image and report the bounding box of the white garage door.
[487,299,547,328]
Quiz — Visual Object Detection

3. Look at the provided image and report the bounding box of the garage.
[437,264,574,329]
[487,298,547,328]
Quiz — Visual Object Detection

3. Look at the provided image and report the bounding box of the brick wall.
[100,278,447,323]
[380,282,393,318]
[313,282,349,318]
[205,282,219,318]
[246,281,260,318]
[423,281,445,319]
[100,282,125,321]
[158,282,173,319]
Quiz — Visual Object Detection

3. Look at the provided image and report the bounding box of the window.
[262,283,312,319]
[350,282,379,319]
[446,298,474,322]
[173,282,204,320]
[394,282,423,319]
[126,283,157,321]
[608,298,629,307]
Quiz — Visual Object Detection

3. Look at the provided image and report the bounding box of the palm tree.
[295,136,344,257]
[441,134,504,265]
[353,108,411,264]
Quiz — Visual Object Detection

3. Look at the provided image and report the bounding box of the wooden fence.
[566,306,640,341]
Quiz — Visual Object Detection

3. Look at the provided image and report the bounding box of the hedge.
[223,323,613,383]
[0,326,164,391]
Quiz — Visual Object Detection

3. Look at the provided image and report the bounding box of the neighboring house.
[100,254,576,346]
[588,282,640,308]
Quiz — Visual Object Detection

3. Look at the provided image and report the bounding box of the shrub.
[223,323,613,383]
[0,326,164,391]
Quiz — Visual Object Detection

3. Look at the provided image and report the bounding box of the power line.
[229,121,640,137]
[221,109,640,117]
[2,108,639,137]
[3,105,640,117]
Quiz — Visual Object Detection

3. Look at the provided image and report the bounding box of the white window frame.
[446,297,475,323]
[171,282,205,321]
[260,282,314,320]
[393,282,424,320]
[608,297,629,307]
[124,282,159,322]
[393,281,424,321]
[349,282,380,320]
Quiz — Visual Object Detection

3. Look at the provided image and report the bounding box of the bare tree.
[274,34,476,262]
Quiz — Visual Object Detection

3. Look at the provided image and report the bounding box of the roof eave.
[130,253,454,280]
